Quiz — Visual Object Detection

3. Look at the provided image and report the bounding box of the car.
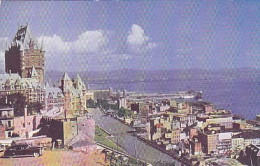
[0,144,5,152]
[3,144,43,158]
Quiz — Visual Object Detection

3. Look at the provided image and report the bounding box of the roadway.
[88,108,181,165]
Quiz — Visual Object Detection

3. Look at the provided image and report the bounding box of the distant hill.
[45,68,260,85]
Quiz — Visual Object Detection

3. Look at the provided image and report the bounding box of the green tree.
[109,102,119,110]
[118,108,126,117]
[118,107,132,118]
[87,98,95,108]
[0,93,26,117]
[96,99,110,110]
[28,102,43,115]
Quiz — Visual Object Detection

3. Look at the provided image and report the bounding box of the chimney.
[24,105,28,117]
[5,96,7,104]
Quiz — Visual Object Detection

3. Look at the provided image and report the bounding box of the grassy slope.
[94,126,124,152]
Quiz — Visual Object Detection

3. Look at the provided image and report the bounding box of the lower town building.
[205,115,233,129]
[199,131,219,154]
[217,132,232,155]
[232,134,245,152]
[171,129,181,144]
[0,105,14,138]
[242,130,260,146]
[190,136,202,155]
[173,114,196,128]
[13,106,42,138]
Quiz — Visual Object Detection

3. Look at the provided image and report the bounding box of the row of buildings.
[116,94,260,165]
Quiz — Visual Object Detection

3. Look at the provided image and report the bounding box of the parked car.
[3,144,43,158]
[0,145,5,152]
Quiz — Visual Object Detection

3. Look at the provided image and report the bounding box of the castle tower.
[5,25,45,83]
[74,74,86,91]
[61,72,72,92]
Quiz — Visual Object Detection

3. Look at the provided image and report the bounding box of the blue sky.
[0,0,260,71]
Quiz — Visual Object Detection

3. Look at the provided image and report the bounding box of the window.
[8,121,11,127]
[8,132,11,137]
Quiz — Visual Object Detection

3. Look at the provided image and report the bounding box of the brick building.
[60,73,88,116]
[5,25,45,83]
[13,106,42,138]
[1,24,45,105]
[0,72,45,104]
[171,129,180,144]
[40,115,95,146]
[190,136,202,155]
[199,131,219,154]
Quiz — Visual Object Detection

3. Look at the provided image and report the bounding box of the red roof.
[156,123,163,128]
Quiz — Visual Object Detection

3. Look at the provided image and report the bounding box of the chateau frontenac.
[5,25,45,84]
[0,25,94,117]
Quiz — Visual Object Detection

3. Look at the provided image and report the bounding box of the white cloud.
[38,30,108,56]
[127,24,157,54]
[38,35,71,54]
[0,37,8,72]
[0,51,5,72]
[0,37,8,50]
[74,30,108,54]
[127,24,149,46]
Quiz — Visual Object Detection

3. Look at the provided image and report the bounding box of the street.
[88,108,181,165]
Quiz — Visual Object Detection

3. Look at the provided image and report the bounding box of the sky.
[0,0,260,72]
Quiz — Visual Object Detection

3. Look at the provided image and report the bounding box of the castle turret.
[61,72,72,92]
[74,74,86,90]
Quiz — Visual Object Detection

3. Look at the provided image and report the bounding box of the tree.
[0,93,26,117]
[109,102,119,110]
[87,98,95,108]
[118,107,132,118]
[96,99,110,110]
[118,108,126,118]
[27,102,43,115]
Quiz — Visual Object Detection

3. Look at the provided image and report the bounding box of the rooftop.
[61,72,71,81]
[11,25,41,50]
[240,130,260,139]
